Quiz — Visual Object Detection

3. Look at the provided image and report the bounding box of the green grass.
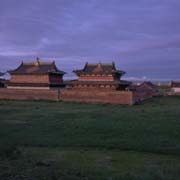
[0,96,180,179]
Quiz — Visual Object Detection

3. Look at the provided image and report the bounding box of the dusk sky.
[0,0,180,81]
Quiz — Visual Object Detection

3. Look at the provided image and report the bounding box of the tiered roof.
[74,62,125,75]
[9,58,65,75]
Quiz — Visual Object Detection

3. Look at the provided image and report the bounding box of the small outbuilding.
[127,81,159,101]
[171,81,180,94]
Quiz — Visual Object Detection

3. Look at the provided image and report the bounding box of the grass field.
[0,96,180,179]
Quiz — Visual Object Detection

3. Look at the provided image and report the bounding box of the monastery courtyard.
[0,96,180,180]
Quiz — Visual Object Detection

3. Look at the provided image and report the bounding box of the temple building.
[68,62,131,90]
[7,58,66,89]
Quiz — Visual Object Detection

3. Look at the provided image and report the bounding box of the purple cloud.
[0,0,180,80]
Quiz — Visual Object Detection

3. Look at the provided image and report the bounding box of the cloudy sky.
[0,0,180,80]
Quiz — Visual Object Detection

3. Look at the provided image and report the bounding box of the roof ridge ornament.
[112,61,116,70]
[35,57,40,66]
[83,62,88,70]
[94,63,103,72]
[96,61,102,68]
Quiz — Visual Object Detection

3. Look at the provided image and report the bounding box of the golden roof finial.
[35,57,40,66]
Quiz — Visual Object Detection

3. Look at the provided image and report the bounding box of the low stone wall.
[0,88,60,101]
[0,88,154,105]
[61,89,134,105]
